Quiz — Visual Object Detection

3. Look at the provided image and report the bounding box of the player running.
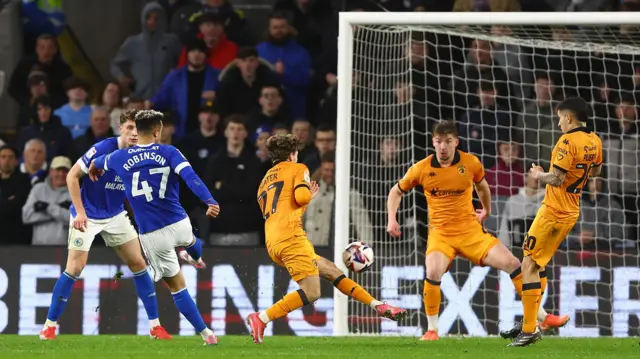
[246,134,407,344]
[40,110,172,340]
[88,110,220,345]
[386,121,569,342]
[508,98,603,347]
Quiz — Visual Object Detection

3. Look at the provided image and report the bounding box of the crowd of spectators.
[1,0,639,252]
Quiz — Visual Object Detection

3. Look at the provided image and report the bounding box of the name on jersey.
[261,173,278,187]
[122,152,167,171]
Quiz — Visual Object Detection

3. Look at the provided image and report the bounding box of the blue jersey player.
[89,110,220,345]
[40,110,171,341]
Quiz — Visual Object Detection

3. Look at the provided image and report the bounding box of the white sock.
[258,311,271,324]
[149,318,160,328]
[200,328,213,340]
[427,315,438,332]
[44,319,57,328]
[537,306,548,322]
[369,300,383,310]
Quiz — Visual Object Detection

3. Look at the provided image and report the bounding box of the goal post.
[334,11,640,337]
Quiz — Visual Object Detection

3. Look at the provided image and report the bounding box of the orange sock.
[522,282,542,333]
[424,279,441,314]
[510,267,523,298]
[265,289,308,321]
[333,275,375,306]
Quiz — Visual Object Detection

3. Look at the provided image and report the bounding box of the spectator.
[54,76,93,139]
[177,104,225,176]
[484,139,525,233]
[302,123,336,173]
[272,0,333,60]
[8,34,72,110]
[158,0,199,42]
[458,81,511,168]
[568,178,627,250]
[15,95,74,161]
[591,75,618,134]
[17,71,49,128]
[159,119,176,145]
[203,115,263,246]
[450,39,511,116]
[95,81,125,135]
[245,85,291,135]
[257,12,312,119]
[73,107,114,160]
[0,146,32,244]
[177,13,238,71]
[21,139,48,185]
[110,2,181,99]
[488,26,534,103]
[518,72,561,166]
[126,97,147,111]
[291,119,314,162]
[603,96,640,241]
[216,47,278,119]
[497,173,544,246]
[169,0,249,45]
[272,122,289,136]
[22,156,72,246]
[304,151,372,246]
[150,39,220,139]
[254,125,272,164]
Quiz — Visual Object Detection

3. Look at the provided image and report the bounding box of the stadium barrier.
[0,247,637,337]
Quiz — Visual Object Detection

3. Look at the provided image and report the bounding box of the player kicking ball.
[507,98,603,347]
[386,121,569,342]
[40,110,172,340]
[88,110,221,345]
[246,135,407,344]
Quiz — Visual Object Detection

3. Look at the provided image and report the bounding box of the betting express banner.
[0,247,637,337]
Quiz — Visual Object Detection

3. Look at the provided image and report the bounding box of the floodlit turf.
[0,335,638,359]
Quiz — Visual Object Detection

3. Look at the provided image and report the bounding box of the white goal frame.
[333,11,640,337]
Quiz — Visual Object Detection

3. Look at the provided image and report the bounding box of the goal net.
[334,12,640,338]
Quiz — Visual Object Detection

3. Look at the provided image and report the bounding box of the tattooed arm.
[530,164,566,187]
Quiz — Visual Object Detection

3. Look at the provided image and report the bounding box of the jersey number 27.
[132,167,170,202]
[258,181,284,220]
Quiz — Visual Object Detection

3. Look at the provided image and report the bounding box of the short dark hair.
[321,151,335,163]
[272,122,289,132]
[269,10,289,22]
[237,47,258,59]
[120,109,138,125]
[534,71,553,83]
[617,96,635,106]
[557,97,589,124]
[432,121,458,137]
[224,114,246,130]
[266,134,300,164]
[64,76,90,93]
[34,95,51,108]
[316,122,335,133]
[128,97,145,104]
[478,80,495,92]
[0,145,19,159]
[135,110,164,135]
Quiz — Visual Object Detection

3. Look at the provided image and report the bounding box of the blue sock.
[46,272,77,322]
[185,236,203,261]
[132,268,158,321]
[172,288,206,332]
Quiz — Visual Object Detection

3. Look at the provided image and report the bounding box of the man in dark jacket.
[169,0,249,45]
[72,107,115,161]
[15,95,74,162]
[8,34,72,110]
[203,115,263,245]
[0,146,33,244]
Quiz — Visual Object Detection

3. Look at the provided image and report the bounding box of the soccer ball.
[342,242,374,273]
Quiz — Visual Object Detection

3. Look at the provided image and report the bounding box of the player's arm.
[293,166,313,206]
[470,156,491,221]
[387,164,421,237]
[66,162,87,216]
[535,165,566,187]
[534,137,572,187]
[169,147,218,207]
[474,178,492,216]
[590,140,604,178]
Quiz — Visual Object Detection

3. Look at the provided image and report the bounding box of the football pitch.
[0,335,638,359]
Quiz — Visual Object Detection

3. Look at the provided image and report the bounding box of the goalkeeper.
[386,121,568,341]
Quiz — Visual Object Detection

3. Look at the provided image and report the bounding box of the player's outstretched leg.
[40,250,87,340]
[316,256,407,321]
[115,239,171,340]
[165,273,217,345]
[178,236,206,269]
[420,251,450,341]
[247,275,321,344]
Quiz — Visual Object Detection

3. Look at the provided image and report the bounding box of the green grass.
[0,335,638,359]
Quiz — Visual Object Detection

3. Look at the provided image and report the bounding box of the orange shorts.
[266,235,319,282]
[426,227,500,266]
[524,213,576,267]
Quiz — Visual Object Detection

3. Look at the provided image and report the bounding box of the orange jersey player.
[508,97,603,347]
[386,121,568,342]
[246,135,406,344]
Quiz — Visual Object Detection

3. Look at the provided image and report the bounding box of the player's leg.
[177,235,206,269]
[247,237,321,344]
[421,250,451,341]
[40,220,96,340]
[316,256,407,320]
